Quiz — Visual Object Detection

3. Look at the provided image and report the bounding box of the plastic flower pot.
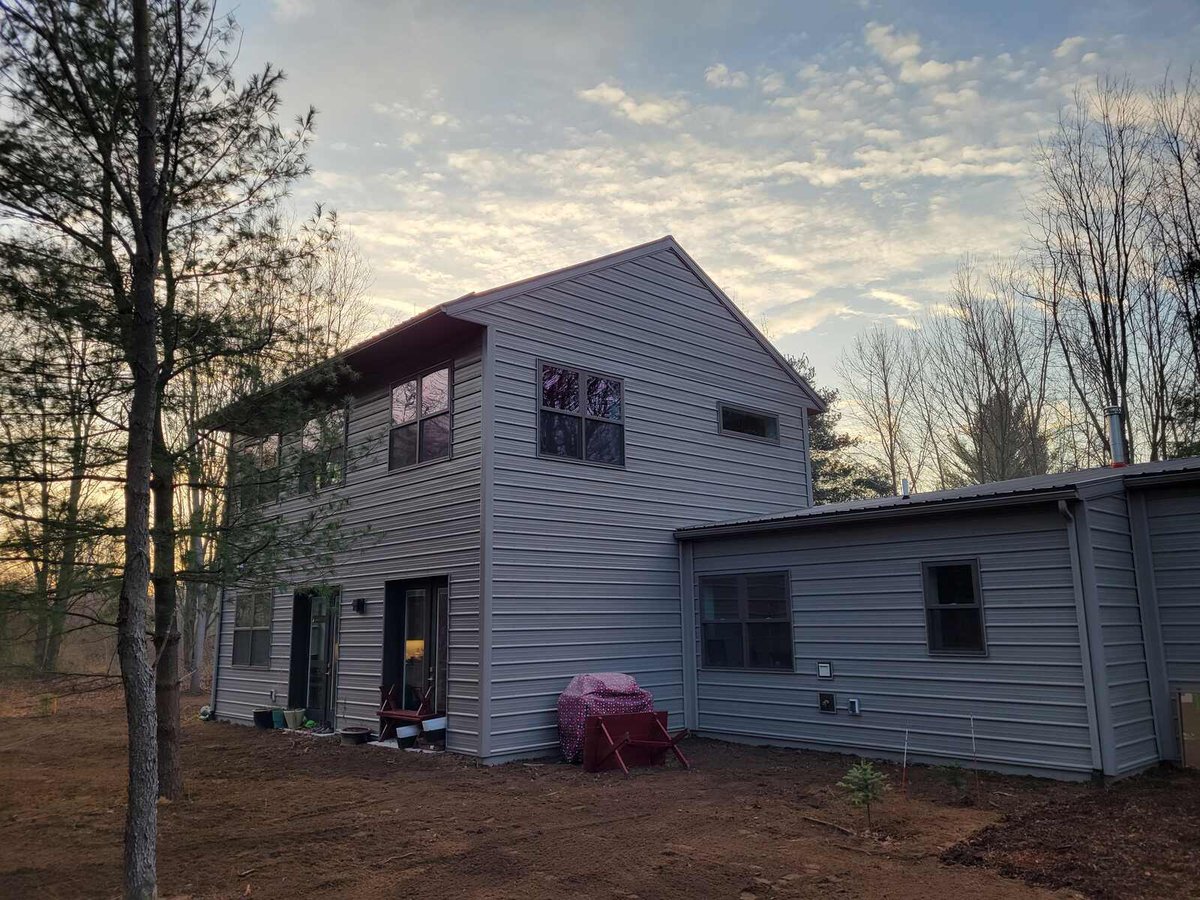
[395,724,420,748]
[283,708,305,730]
[271,708,286,729]
[337,726,371,746]
[252,708,274,729]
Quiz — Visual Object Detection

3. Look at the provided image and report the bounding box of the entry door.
[288,587,341,726]
[383,577,449,714]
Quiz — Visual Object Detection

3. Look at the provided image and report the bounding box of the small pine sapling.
[837,760,889,829]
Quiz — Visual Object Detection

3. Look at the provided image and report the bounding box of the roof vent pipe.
[1106,405,1127,468]
[900,477,910,499]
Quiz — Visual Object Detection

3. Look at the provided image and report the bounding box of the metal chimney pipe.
[901,477,910,498]
[1106,405,1127,468]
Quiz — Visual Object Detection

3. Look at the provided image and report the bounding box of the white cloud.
[704,63,750,89]
[1053,36,1087,59]
[577,82,688,125]
[758,72,786,94]
[869,289,921,311]
[864,21,975,84]
[271,0,315,21]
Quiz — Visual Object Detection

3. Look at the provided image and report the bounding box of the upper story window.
[235,434,280,508]
[538,361,624,467]
[719,403,779,443]
[297,409,346,492]
[923,560,986,656]
[232,590,272,668]
[391,365,452,470]
[699,572,793,670]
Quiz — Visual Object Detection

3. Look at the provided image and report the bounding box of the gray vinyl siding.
[458,247,812,760]
[1143,483,1200,688]
[687,504,1097,778]
[215,340,484,754]
[1083,490,1159,774]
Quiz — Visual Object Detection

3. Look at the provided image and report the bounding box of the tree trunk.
[152,412,183,800]
[118,1,162,895]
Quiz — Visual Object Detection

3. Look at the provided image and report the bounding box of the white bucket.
[422,716,448,732]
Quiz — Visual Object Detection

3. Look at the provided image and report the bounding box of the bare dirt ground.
[0,686,1195,899]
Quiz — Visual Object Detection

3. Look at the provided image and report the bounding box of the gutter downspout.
[678,540,698,731]
[1059,499,1110,777]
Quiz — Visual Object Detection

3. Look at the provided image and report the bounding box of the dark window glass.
[391,379,418,425]
[746,622,793,669]
[540,411,581,458]
[720,405,779,441]
[541,365,579,411]
[585,420,624,465]
[232,591,272,667]
[420,368,449,415]
[924,562,985,655]
[699,572,792,670]
[538,362,624,467]
[390,365,453,470]
[250,630,272,667]
[389,423,417,469]
[702,623,744,668]
[296,410,346,491]
[232,630,251,666]
[747,573,789,619]
[701,577,739,620]
[420,412,451,461]
[587,377,622,419]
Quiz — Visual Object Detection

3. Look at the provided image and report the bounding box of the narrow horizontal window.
[923,560,986,656]
[538,361,625,467]
[720,404,779,442]
[699,572,793,671]
[390,365,453,470]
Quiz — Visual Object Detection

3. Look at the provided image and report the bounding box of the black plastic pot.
[337,726,371,746]
[252,708,274,729]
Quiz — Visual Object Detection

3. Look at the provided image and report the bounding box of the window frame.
[535,358,626,469]
[697,571,794,672]
[295,407,349,494]
[235,433,282,509]
[230,589,273,669]
[388,361,455,472]
[921,558,988,657]
[717,401,781,445]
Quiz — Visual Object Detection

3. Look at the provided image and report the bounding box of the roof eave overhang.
[674,488,1080,541]
[1123,469,1200,489]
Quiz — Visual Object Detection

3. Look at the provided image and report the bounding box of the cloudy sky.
[236,0,1200,385]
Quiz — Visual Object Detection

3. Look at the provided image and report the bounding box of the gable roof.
[209,236,826,431]
[441,235,825,411]
[675,456,1200,539]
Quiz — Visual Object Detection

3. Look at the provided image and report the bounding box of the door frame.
[382,574,450,716]
[288,585,341,726]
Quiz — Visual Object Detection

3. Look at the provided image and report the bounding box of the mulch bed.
[942,766,1200,899]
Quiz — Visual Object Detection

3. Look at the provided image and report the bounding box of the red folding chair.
[583,711,690,775]
[377,684,438,741]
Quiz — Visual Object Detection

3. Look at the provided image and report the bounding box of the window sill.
[389,453,453,474]
[229,663,274,671]
[698,665,796,675]
[926,650,989,659]
[717,428,781,446]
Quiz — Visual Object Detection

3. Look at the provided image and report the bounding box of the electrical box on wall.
[352,597,366,614]
[817,661,833,679]
[818,692,836,713]
[847,698,861,716]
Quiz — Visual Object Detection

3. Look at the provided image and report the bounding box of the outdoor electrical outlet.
[269,689,276,702]
[848,698,861,715]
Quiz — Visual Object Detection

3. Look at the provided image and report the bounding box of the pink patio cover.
[557,672,655,763]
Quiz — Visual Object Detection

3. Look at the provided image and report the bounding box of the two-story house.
[212,236,825,762]
[212,236,1200,780]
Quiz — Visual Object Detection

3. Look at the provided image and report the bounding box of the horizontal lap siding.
[1087,492,1158,774]
[1144,484,1200,688]
[465,248,811,759]
[215,342,483,755]
[690,506,1096,777]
